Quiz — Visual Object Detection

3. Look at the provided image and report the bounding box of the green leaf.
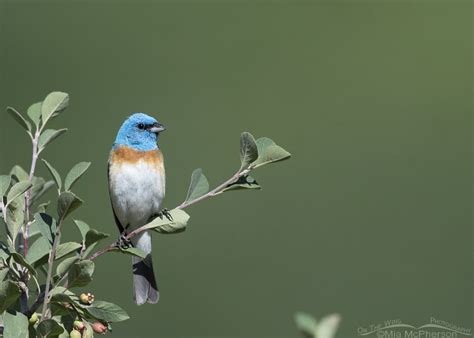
[41,91,69,126]
[37,318,64,337]
[315,314,341,338]
[28,219,41,238]
[6,107,31,132]
[27,101,42,129]
[55,242,82,260]
[34,213,56,246]
[0,268,8,281]
[9,165,29,182]
[140,209,190,234]
[29,320,39,337]
[114,246,148,259]
[239,132,258,170]
[0,281,21,313]
[0,175,11,197]
[30,180,54,207]
[222,175,261,192]
[49,286,73,298]
[85,229,109,247]
[49,292,83,317]
[57,191,83,221]
[73,220,90,241]
[82,243,98,259]
[83,321,94,338]
[6,181,32,206]
[38,128,68,151]
[295,312,318,337]
[64,162,91,191]
[184,168,209,203]
[2,311,29,338]
[9,252,37,276]
[86,301,129,322]
[49,291,75,304]
[0,241,11,261]
[56,256,80,277]
[6,201,25,243]
[35,201,51,213]
[250,137,291,169]
[26,237,50,266]
[50,291,87,320]
[67,260,94,288]
[41,159,62,192]
[52,323,68,338]
[29,176,45,201]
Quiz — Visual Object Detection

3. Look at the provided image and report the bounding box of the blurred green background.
[0,1,471,337]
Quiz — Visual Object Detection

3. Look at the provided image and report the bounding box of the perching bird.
[108,113,166,305]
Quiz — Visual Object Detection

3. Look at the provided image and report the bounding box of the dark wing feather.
[108,161,125,233]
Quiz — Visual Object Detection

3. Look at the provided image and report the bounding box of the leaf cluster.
[1,92,125,337]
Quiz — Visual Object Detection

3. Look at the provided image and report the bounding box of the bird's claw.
[115,231,132,249]
[157,208,173,221]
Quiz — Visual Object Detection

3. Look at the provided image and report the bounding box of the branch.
[15,128,41,314]
[176,168,250,210]
[23,128,40,256]
[87,168,249,262]
[0,202,7,232]
[40,219,64,319]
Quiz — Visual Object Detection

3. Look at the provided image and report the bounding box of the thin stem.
[24,129,40,256]
[176,169,248,210]
[0,202,7,234]
[88,246,110,261]
[40,221,62,320]
[13,129,41,315]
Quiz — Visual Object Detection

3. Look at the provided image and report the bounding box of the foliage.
[294,312,341,338]
[0,92,291,337]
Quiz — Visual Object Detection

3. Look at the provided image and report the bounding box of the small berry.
[70,329,82,338]
[91,321,108,334]
[79,292,95,305]
[29,312,38,325]
[73,320,85,331]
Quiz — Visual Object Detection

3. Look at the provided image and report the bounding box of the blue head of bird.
[114,113,166,151]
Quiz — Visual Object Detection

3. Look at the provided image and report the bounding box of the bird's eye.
[137,123,145,130]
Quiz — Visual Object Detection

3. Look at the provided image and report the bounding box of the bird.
[108,113,167,305]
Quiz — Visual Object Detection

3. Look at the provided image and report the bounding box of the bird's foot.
[115,231,132,249]
[157,208,173,221]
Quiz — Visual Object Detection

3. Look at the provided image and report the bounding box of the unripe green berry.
[73,320,85,331]
[79,292,95,305]
[29,313,38,325]
[70,329,82,338]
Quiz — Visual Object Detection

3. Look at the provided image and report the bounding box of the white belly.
[109,161,165,230]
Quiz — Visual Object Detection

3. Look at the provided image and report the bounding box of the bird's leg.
[115,229,133,249]
[156,208,173,221]
[145,209,174,225]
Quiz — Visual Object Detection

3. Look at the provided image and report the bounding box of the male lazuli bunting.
[108,113,167,305]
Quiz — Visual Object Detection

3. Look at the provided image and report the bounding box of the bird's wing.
[107,160,125,233]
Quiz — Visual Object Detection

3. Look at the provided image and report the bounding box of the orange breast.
[110,146,164,167]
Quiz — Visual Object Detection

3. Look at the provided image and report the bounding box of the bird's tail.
[131,231,159,305]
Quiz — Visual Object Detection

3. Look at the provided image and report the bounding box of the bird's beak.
[149,122,166,133]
